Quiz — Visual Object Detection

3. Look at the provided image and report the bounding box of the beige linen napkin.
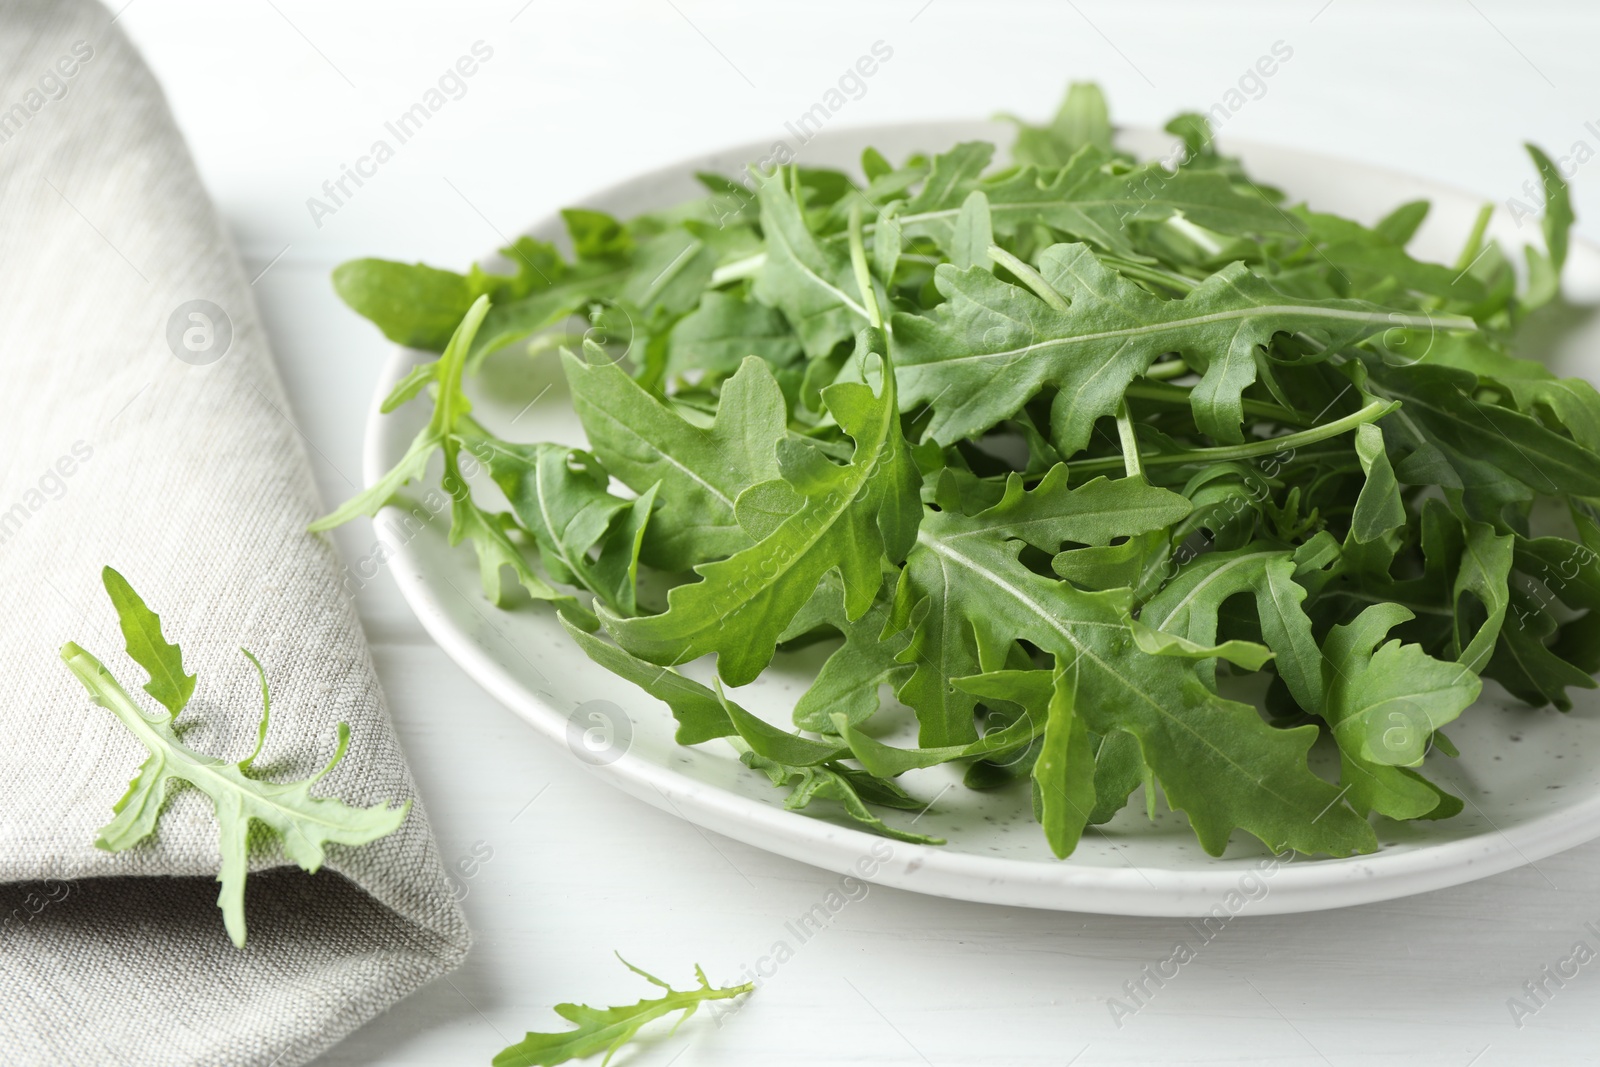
[0,0,470,1063]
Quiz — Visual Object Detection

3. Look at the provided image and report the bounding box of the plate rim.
[362,119,1600,916]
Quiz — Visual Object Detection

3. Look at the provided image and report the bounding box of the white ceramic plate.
[365,121,1600,916]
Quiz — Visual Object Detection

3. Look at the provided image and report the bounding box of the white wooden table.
[119,2,1600,1062]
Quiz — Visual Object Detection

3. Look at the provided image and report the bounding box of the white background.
[117,2,1600,1064]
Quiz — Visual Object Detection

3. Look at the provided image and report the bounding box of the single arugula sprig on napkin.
[60,566,409,947]
[317,80,1600,862]
[492,955,752,1067]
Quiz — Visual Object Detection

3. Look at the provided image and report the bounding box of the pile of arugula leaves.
[318,83,1600,861]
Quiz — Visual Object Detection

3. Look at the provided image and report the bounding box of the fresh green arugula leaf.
[102,565,196,715]
[471,438,657,615]
[332,258,476,351]
[1004,82,1113,168]
[754,168,869,358]
[563,351,786,571]
[666,291,803,377]
[891,465,1189,745]
[894,243,1466,448]
[492,956,752,1067]
[788,579,912,732]
[310,295,489,531]
[62,568,407,948]
[1141,545,1324,713]
[601,329,918,685]
[1033,657,1096,858]
[735,742,945,845]
[445,445,569,607]
[1322,603,1480,770]
[559,613,734,745]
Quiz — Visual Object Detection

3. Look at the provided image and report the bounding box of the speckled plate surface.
[364,121,1600,915]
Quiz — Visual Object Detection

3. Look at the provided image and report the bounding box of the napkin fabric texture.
[0,1,470,1063]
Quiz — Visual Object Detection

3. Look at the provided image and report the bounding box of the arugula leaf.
[563,351,786,572]
[1452,520,1513,672]
[754,168,869,358]
[907,495,1373,855]
[61,568,408,948]
[102,565,196,715]
[310,295,490,531]
[333,237,599,367]
[979,155,1295,256]
[892,465,1189,745]
[1371,361,1600,499]
[559,613,734,745]
[831,701,1044,778]
[1350,421,1406,544]
[1033,658,1096,858]
[332,258,476,351]
[1521,143,1573,312]
[666,290,802,377]
[1322,603,1480,767]
[894,243,1467,448]
[1004,82,1113,167]
[735,742,945,845]
[1140,545,1324,713]
[787,579,912,731]
[950,190,995,272]
[445,445,569,606]
[471,438,656,615]
[601,329,918,685]
[492,956,752,1067]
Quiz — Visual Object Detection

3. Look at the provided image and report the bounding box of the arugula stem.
[713,246,950,286]
[1068,398,1398,475]
[1164,215,1225,256]
[848,203,884,328]
[710,253,766,286]
[1114,399,1144,478]
[987,246,1069,311]
[1453,203,1495,273]
[1144,359,1190,381]
[1124,381,1310,427]
[1099,255,1199,293]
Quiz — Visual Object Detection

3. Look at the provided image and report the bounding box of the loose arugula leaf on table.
[61,568,408,948]
[492,956,752,1067]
